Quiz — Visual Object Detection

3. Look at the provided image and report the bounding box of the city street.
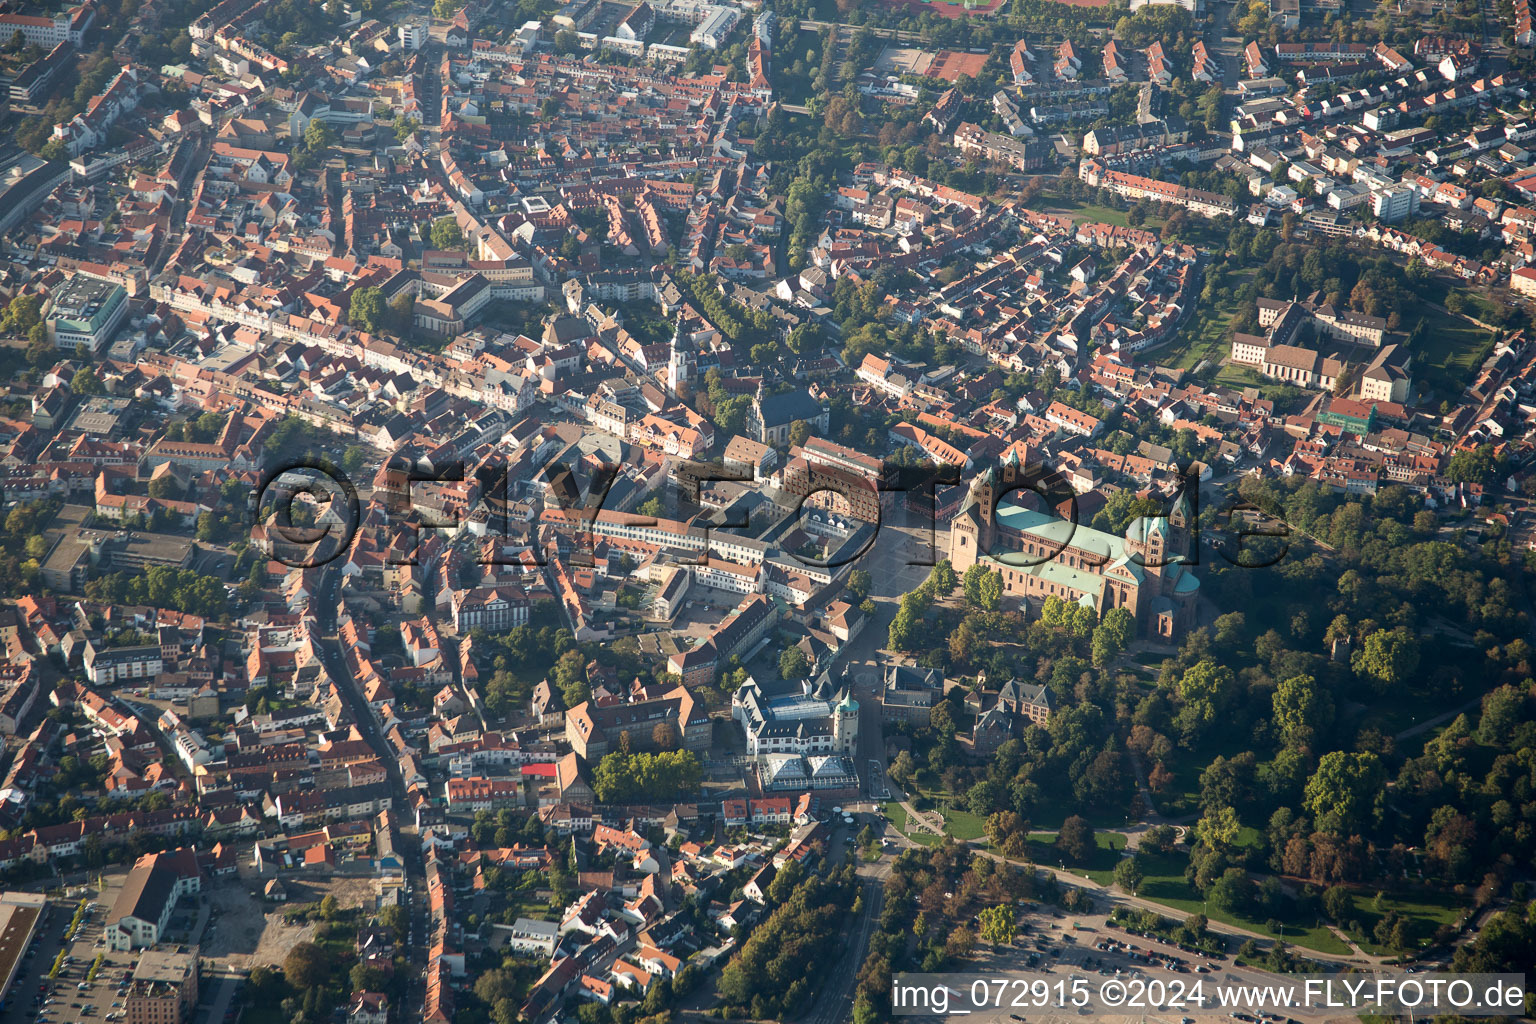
[313,565,430,1018]
[198,971,240,1024]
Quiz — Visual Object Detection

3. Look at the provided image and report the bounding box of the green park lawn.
[1040,198,1166,232]
[1130,852,1353,956]
[1057,203,1130,227]
[1411,304,1496,397]
[943,807,989,840]
[1129,852,1468,958]
[1337,887,1468,956]
[1212,361,1266,388]
[1154,269,1257,373]
[883,800,942,847]
[886,791,988,844]
[1023,830,1126,884]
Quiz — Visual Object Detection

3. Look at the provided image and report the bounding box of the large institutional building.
[732,674,860,759]
[564,685,710,761]
[949,455,1199,639]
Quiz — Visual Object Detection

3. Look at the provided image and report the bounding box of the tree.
[552,649,588,708]
[189,411,224,442]
[978,904,1015,945]
[788,419,811,447]
[946,926,975,960]
[1213,612,1247,650]
[1272,674,1333,746]
[779,646,810,680]
[475,968,518,1008]
[147,476,180,500]
[431,217,465,251]
[26,323,50,365]
[1304,750,1383,835]
[1091,607,1134,667]
[986,810,1026,849]
[1040,595,1070,628]
[847,569,872,601]
[889,750,916,787]
[1178,659,1235,705]
[929,558,958,595]
[1066,603,1097,639]
[1143,824,1176,853]
[1094,490,1167,536]
[1197,804,1241,850]
[977,568,1003,610]
[1446,445,1499,486]
[1478,684,1526,744]
[1175,660,1235,739]
[591,749,703,803]
[1322,885,1353,923]
[349,286,386,333]
[1424,805,1476,881]
[247,966,279,1000]
[1,293,42,334]
[1113,854,1145,895]
[1208,867,1254,915]
[386,290,415,332]
[1055,815,1094,865]
[378,904,406,939]
[1350,629,1420,693]
[652,720,678,750]
[303,119,334,152]
[967,778,1002,816]
[349,963,386,993]
[1076,749,1130,810]
[284,941,329,990]
[963,563,991,606]
[70,368,102,395]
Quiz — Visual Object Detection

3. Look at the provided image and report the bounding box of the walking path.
[883,791,1390,966]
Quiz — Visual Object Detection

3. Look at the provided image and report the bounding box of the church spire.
[667,315,694,397]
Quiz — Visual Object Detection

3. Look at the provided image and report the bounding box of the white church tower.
[666,317,695,397]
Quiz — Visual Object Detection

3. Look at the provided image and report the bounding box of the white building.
[498,918,560,957]
[731,675,859,758]
[689,5,738,48]
[0,4,92,48]
[105,860,197,951]
[82,640,161,685]
[1371,183,1419,223]
[398,19,428,49]
[450,585,530,631]
[692,557,762,594]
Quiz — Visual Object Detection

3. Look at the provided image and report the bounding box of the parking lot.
[915,906,1352,1024]
[22,886,152,1024]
